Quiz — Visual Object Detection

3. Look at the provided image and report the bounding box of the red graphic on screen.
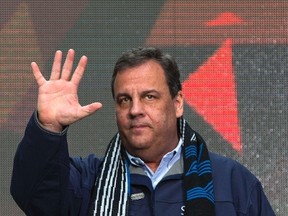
[182,39,242,152]
[205,12,245,26]
[145,1,288,152]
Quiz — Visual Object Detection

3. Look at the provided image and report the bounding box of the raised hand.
[31,49,102,132]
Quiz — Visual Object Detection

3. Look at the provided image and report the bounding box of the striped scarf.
[90,118,215,215]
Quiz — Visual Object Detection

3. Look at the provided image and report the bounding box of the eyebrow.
[115,92,129,99]
[141,89,159,95]
[115,89,160,99]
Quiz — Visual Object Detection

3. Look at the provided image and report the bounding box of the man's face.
[113,60,183,163]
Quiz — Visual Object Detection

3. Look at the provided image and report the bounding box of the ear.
[174,91,184,118]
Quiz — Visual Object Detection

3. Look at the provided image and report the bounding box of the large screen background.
[1,1,287,215]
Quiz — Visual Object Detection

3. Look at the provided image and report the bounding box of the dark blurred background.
[1,1,287,215]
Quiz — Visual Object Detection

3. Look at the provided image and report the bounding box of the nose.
[129,98,144,118]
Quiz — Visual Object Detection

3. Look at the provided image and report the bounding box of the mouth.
[130,124,147,129]
[129,123,150,132]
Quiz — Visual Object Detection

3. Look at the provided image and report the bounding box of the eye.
[145,94,155,100]
[117,96,131,104]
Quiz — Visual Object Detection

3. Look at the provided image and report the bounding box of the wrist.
[35,111,65,133]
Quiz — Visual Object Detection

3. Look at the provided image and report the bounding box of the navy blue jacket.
[11,114,275,215]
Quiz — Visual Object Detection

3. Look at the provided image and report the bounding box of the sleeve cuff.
[33,111,69,136]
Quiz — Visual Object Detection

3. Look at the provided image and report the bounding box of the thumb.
[79,102,103,119]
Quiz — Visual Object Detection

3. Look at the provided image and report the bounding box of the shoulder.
[209,152,256,182]
[209,153,275,215]
[71,154,103,171]
[69,154,103,188]
[209,152,260,208]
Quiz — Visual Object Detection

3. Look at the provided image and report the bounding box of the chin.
[124,141,151,154]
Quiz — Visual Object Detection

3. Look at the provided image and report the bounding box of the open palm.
[32,49,102,132]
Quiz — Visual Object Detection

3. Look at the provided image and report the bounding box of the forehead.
[114,60,168,89]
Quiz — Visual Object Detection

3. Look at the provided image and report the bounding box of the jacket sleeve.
[248,180,276,216]
[10,112,71,215]
[210,152,275,216]
[228,159,276,216]
[230,159,276,216]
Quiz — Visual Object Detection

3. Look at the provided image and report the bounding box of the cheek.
[115,110,125,125]
[161,105,178,125]
[149,106,173,124]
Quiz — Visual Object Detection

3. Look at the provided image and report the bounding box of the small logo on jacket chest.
[131,192,145,201]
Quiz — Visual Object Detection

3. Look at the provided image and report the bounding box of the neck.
[127,139,181,172]
[144,161,161,173]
